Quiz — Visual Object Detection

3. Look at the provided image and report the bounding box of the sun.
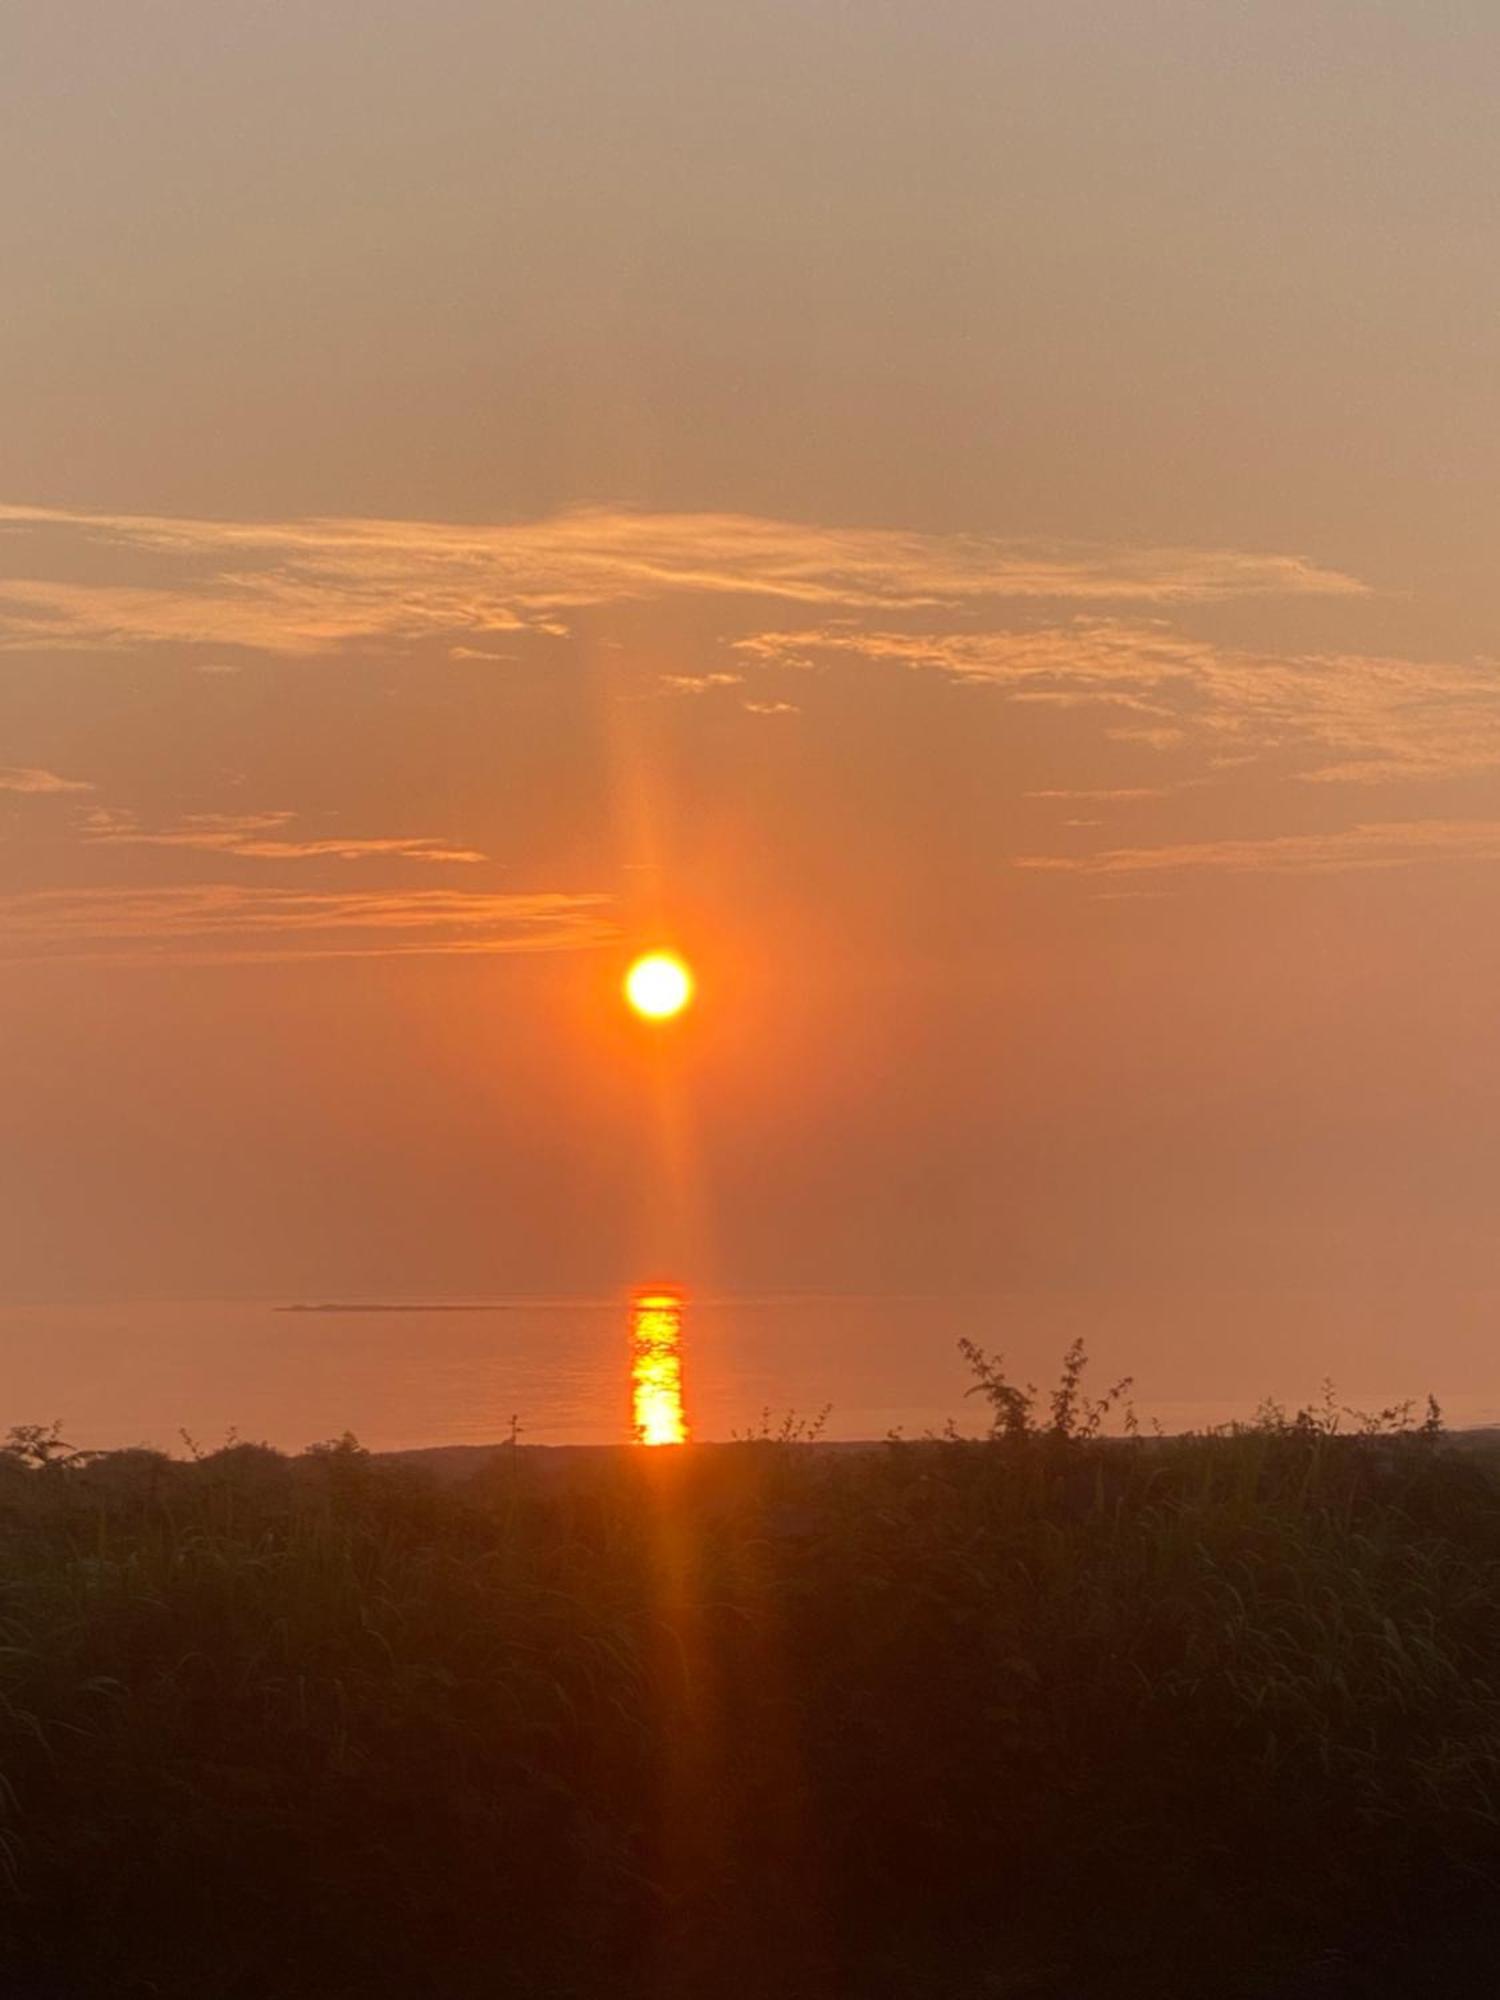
[625,951,694,1021]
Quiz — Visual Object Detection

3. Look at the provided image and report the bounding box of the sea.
[2,1290,1496,1455]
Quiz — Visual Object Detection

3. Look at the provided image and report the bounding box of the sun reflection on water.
[631,1289,688,1445]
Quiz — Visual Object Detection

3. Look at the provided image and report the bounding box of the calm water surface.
[0,1294,986,1453]
[1,1292,1494,1454]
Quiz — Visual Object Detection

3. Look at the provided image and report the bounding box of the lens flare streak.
[631,1291,688,1445]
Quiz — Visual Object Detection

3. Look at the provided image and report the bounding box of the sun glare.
[625,951,694,1021]
[631,1290,688,1445]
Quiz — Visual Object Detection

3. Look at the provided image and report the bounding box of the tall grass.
[1,1352,1498,1996]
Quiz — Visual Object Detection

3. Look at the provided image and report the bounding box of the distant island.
[276,1300,512,1314]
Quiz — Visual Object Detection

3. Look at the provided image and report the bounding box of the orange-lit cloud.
[656,670,799,716]
[1024,786,1173,801]
[0,884,616,964]
[0,503,1367,662]
[81,810,485,865]
[658,671,745,694]
[12,504,1491,899]
[0,765,95,795]
[1017,819,1500,878]
[740,623,1500,790]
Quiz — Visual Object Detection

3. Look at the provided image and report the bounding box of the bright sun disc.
[625,951,694,1020]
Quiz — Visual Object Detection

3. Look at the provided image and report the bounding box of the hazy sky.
[3,4,1499,1402]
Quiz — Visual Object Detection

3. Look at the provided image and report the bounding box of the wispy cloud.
[0,502,1367,661]
[1024,786,1172,801]
[0,885,616,964]
[656,670,799,715]
[1017,819,1500,878]
[658,671,744,695]
[0,765,95,795]
[740,622,1500,789]
[80,810,485,865]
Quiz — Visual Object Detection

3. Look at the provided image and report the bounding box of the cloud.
[0,884,616,964]
[0,765,95,795]
[736,619,1218,685]
[0,502,1367,661]
[656,672,799,714]
[659,671,744,695]
[740,622,1500,789]
[81,810,485,865]
[1017,819,1500,878]
[1025,786,1171,801]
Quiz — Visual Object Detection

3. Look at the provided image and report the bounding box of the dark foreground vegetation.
[3,1351,1500,1997]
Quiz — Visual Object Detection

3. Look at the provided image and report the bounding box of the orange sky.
[2,2,1499,1411]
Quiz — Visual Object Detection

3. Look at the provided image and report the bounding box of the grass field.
[2,1348,1499,1996]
